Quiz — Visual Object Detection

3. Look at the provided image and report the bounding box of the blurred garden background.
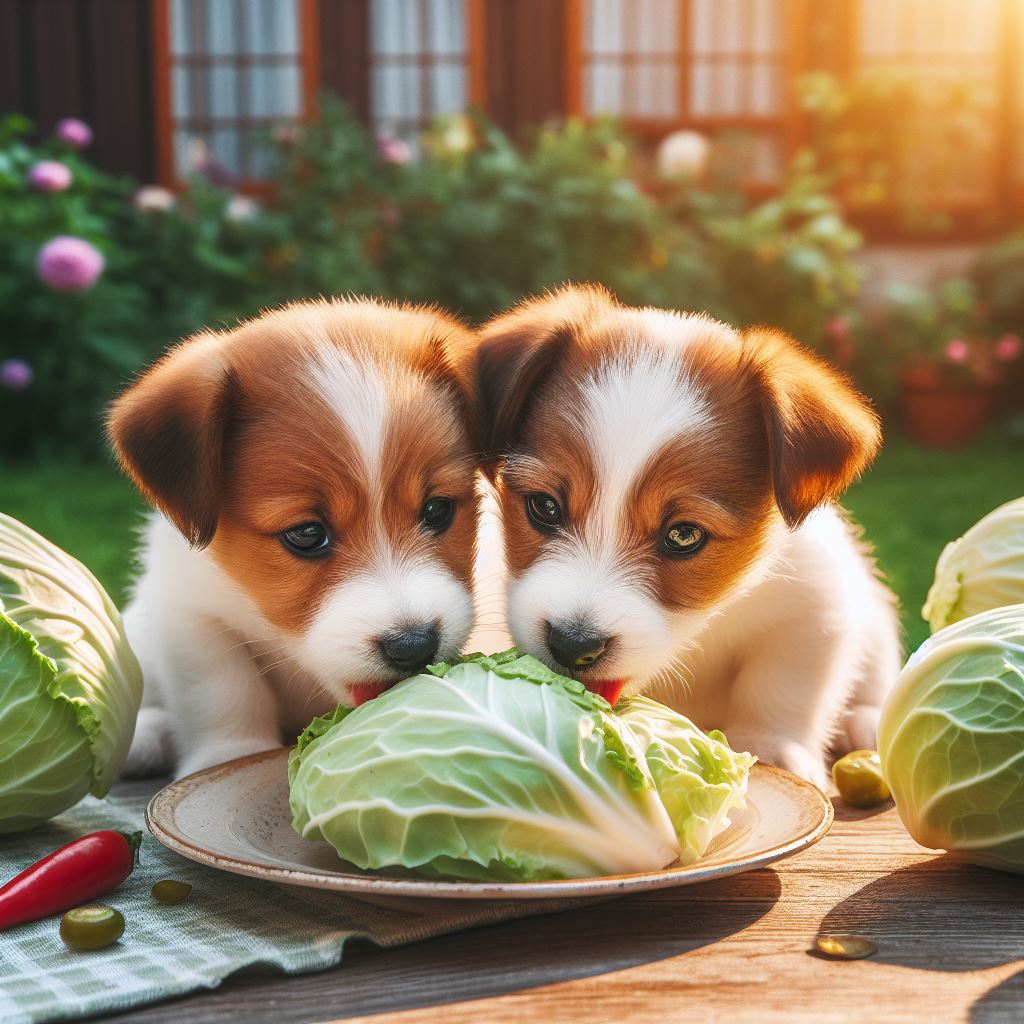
[2,0,1024,651]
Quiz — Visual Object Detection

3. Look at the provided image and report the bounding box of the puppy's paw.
[120,707,175,778]
[176,739,282,779]
[728,731,829,791]
[839,702,881,753]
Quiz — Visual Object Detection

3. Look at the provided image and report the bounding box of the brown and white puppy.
[473,285,901,787]
[110,299,479,778]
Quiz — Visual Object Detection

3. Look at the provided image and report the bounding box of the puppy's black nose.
[379,623,439,673]
[547,621,608,671]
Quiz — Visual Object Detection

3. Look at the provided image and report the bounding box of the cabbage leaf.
[617,695,756,865]
[0,514,142,831]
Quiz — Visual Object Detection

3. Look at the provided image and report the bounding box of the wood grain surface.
[110,789,1024,1024]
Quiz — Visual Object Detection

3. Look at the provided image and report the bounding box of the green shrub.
[379,114,683,320]
[118,179,280,341]
[0,115,150,456]
[0,116,281,456]
[974,230,1024,335]
[0,101,874,458]
[675,155,864,352]
[797,70,991,234]
[264,100,862,340]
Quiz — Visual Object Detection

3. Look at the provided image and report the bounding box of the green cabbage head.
[289,651,754,881]
[0,514,143,832]
[923,496,1024,633]
[879,602,1024,873]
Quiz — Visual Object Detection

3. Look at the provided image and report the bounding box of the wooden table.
[112,789,1024,1024]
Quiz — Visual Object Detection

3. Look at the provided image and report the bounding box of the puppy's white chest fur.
[644,509,900,775]
[122,516,336,776]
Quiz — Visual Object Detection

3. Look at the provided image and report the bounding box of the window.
[581,0,680,121]
[569,0,795,181]
[370,0,483,139]
[853,0,1005,211]
[155,0,317,185]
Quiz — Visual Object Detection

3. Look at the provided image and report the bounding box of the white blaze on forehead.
[627,308,738,353]
[575,342,714,547]
[306,351,393,485]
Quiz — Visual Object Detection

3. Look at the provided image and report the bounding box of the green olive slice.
[815,934,878,959]
[60,904,125,951]
[832,749,891,808]
[151,879,193,904]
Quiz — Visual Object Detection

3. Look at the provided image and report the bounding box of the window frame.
[834,0,1022,231]
[564,0,810,158]
[153,0,486,188]
[368,0,488,138]
[151,0,321,191]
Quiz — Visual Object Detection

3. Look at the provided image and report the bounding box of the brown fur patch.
[742,327,882,527]
[109,299,479,636]
[107,333,234,546]
[478,285,881,617]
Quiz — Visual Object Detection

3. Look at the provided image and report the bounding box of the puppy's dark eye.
[525,493,564,532]
[663,522,708,557]
[421,497,455,532]
[281,522,331,557]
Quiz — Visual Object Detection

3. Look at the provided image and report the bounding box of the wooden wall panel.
[481,0,514,130]
[511,0,566,126]
[484,0,566,135]
[0,1,30,116]
[318,0,370,121]
[805,0,854,74]
[0,0,154,180]
[27,0,87,128]
[84,0,154,180]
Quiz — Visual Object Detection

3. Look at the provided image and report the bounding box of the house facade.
[2,0,1020,224]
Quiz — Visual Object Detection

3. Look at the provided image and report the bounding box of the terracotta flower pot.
[900,373,994,449]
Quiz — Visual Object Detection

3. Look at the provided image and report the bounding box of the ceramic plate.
[146,749,832,903]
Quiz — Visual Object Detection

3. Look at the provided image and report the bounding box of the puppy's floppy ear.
[107,333,235,548]
[418,320,483,454]
[743,327,881,528]
[476,318,569,470]
[476,286,616,472]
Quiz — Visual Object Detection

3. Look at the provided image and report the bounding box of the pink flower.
[185,137,234,187]
[272,123,303,147]
[1,359,33,391]
[995,333,1022,362]
[945,338,969,364]
[28,160,72,193]
[36,236,105,292]
[377,135,412,165]
[826,315,851,342]
[133,185,176,213]
[55,118,92,149]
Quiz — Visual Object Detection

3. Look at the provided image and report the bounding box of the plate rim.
[145,748,833,900]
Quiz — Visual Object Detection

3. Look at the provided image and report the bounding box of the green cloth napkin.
[0,793,580,1024]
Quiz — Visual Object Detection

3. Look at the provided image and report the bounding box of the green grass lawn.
[2,431,1021,655]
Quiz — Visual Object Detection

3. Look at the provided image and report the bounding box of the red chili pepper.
[0,830,141,930]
